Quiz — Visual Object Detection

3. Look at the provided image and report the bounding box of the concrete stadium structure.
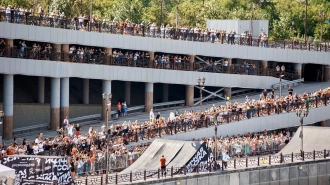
[1,22,330,140]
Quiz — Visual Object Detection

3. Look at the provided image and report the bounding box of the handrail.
[0,14,329,52]
[0,46,299,81]
[51,149,328,184]
[272,78,304,89]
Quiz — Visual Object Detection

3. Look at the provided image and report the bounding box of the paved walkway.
[5,82,330,146]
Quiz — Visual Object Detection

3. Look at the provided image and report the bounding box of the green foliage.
[9,0,330,40]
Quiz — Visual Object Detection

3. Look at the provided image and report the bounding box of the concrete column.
[321,121,326,127]
[261,61,268,68]
[323,65,330,82]
[189,55,195,71]
[106,48,112,65]
[38,76,45,103]
[294,63,302,79]
[163,84,168,102]
[145,82,153,112]
[125,81,131,105]
[83,79,89,104]
[102,80,112,120]
[3,74,14,139]
[185,85,194,107]
[62,44,69,61]
[6,39,13,47]
[224,87,232,99]
[227,58,232,73]
[54,44,62,52]
[149,52,155,68]
[60,78,69,126]
[6,39,13,56]
[50,78,60,130]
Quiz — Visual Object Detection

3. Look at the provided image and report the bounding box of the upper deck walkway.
[1,18,329,65]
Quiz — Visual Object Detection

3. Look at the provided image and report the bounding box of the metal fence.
[69,149,329,185]
[0,46,298,80]
[0,13,329,52]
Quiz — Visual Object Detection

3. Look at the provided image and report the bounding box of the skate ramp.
[120,139,201,174]
[280,126,330,154]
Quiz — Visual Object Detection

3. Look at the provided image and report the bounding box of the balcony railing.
[0,13,329,52]
[0,46,299,80]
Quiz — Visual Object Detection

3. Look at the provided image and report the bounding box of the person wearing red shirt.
[160,155,166,177]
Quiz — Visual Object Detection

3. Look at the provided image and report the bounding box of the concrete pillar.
[83,79,89,104]
[6,39,13,56]
[38,76,45,103]
[294,63,302,79]
[60,78,69,126]
[227,58,232,73]
[145,82,153,112]
[189,55,195,71]
[102,80,112,120]
[3,74,14,139]
[125,81,131,105]
[163,84,168,102]
[50,78,60,130]
[224,87,232,99]
[54,44,62,52]
[321,121,326,127]
[149,52,155,68]
[185,85,194,107]
[106,48,112,65]
[323,65,330,82]
[6,39,13,47]
[62,44,69,61]
[261,61,268,68]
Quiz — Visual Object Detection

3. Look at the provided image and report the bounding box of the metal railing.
[272,78,304,89]
[0,46,298,80]
[1,13,329,52]
[68,149,329,184]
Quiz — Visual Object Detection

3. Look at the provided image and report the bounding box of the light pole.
[0,110,4,144]
[250,3,256,38]
[103,93,112,184]
[159,0,164,27]
[197,77,206,113]
[319,11,326,44]
[276,65,285,98]
[296,0,308,43]
[295,107,309,154]
[292,21,295,42]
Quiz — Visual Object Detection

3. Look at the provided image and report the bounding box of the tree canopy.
[3,0,330,41]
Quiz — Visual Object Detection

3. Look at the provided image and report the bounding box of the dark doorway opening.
[304,64,323,82]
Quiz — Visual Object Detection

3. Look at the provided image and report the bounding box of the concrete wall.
[0,58,281,89]
[206,20,269,37]
[132,159,330,185]
[0,22,328,65]
[0,103,101,129]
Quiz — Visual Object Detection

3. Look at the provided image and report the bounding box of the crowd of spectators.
[1,4,269,46]
[0,85,329,177]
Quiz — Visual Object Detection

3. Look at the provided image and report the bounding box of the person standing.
[122,101,127,117]
[63,116,69,133]
[117,102,122,118]
[160,155,166,177]
[75,124,80,136]
[222,151,230,170]
[150,109,155,122]
[288,86,293,96]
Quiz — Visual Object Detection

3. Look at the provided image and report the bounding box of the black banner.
[185,142,209,173]
[1,156,73,185]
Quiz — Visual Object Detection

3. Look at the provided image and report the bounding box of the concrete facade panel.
[279,167,289,180]
[239,171,249,185]
[230,172,240,185]
[249,171,260,184]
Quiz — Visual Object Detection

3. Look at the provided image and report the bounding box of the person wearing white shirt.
[149,109,155,122]
[222,151,230,170]
[6,6,11,22]
[32,143,39,155]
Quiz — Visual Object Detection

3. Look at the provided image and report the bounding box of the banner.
[1,156,74,185]
[185,142,209,173]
